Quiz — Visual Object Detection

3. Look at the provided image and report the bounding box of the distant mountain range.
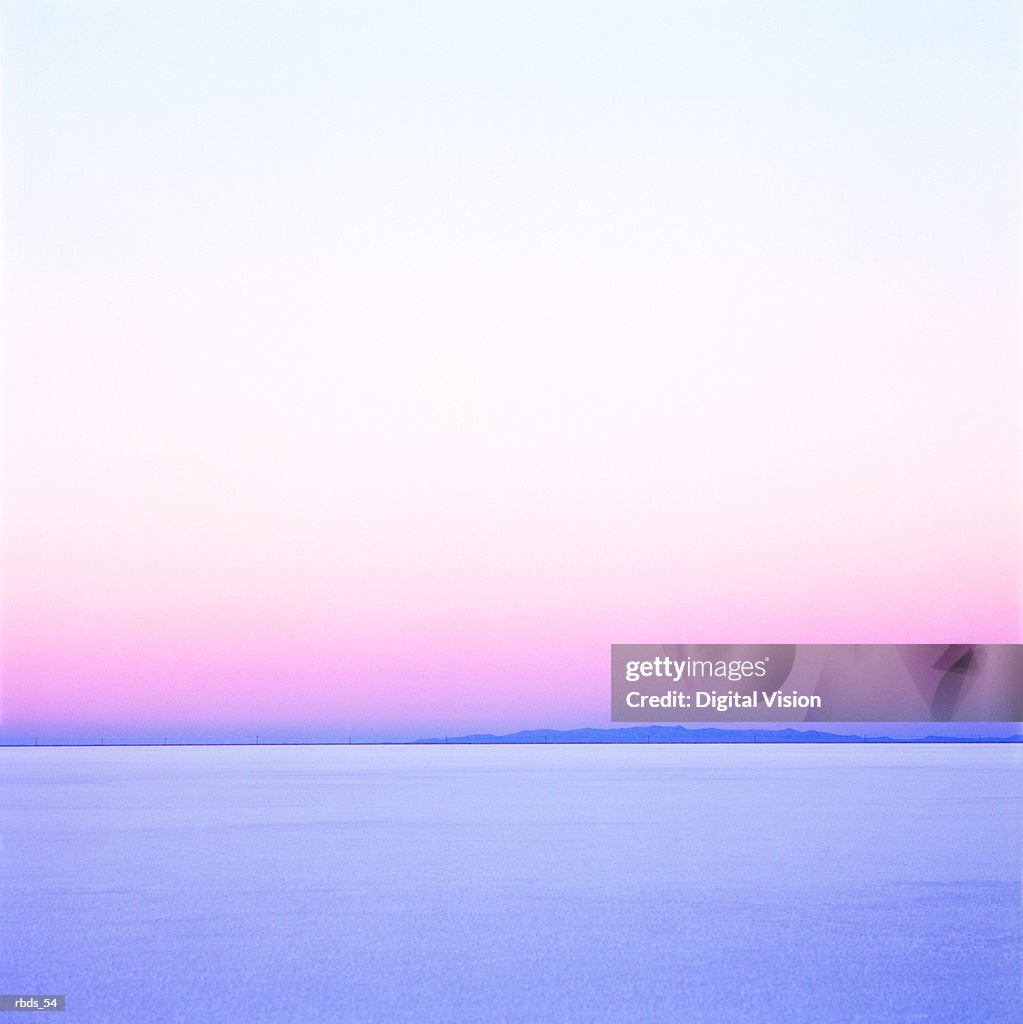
[415,725,1023,744]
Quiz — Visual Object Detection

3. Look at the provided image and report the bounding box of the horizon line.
[3,723,1020,748]
[4,741,1019,749]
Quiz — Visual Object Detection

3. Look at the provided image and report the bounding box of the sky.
[1,1,1021,742]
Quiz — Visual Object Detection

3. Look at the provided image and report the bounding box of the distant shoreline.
[1,741,1020,747]
[2,725,1021,750]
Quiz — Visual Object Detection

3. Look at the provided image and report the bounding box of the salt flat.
[1,744,1020,1023]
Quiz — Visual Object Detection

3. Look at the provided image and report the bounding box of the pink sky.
[2,2,1020,740]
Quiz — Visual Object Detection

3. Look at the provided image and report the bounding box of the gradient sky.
[2,1,1021,741]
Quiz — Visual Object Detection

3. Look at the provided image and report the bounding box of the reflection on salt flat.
[1,744,1020,1023]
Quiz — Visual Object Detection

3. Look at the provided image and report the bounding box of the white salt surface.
[1,744,1020,1022]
